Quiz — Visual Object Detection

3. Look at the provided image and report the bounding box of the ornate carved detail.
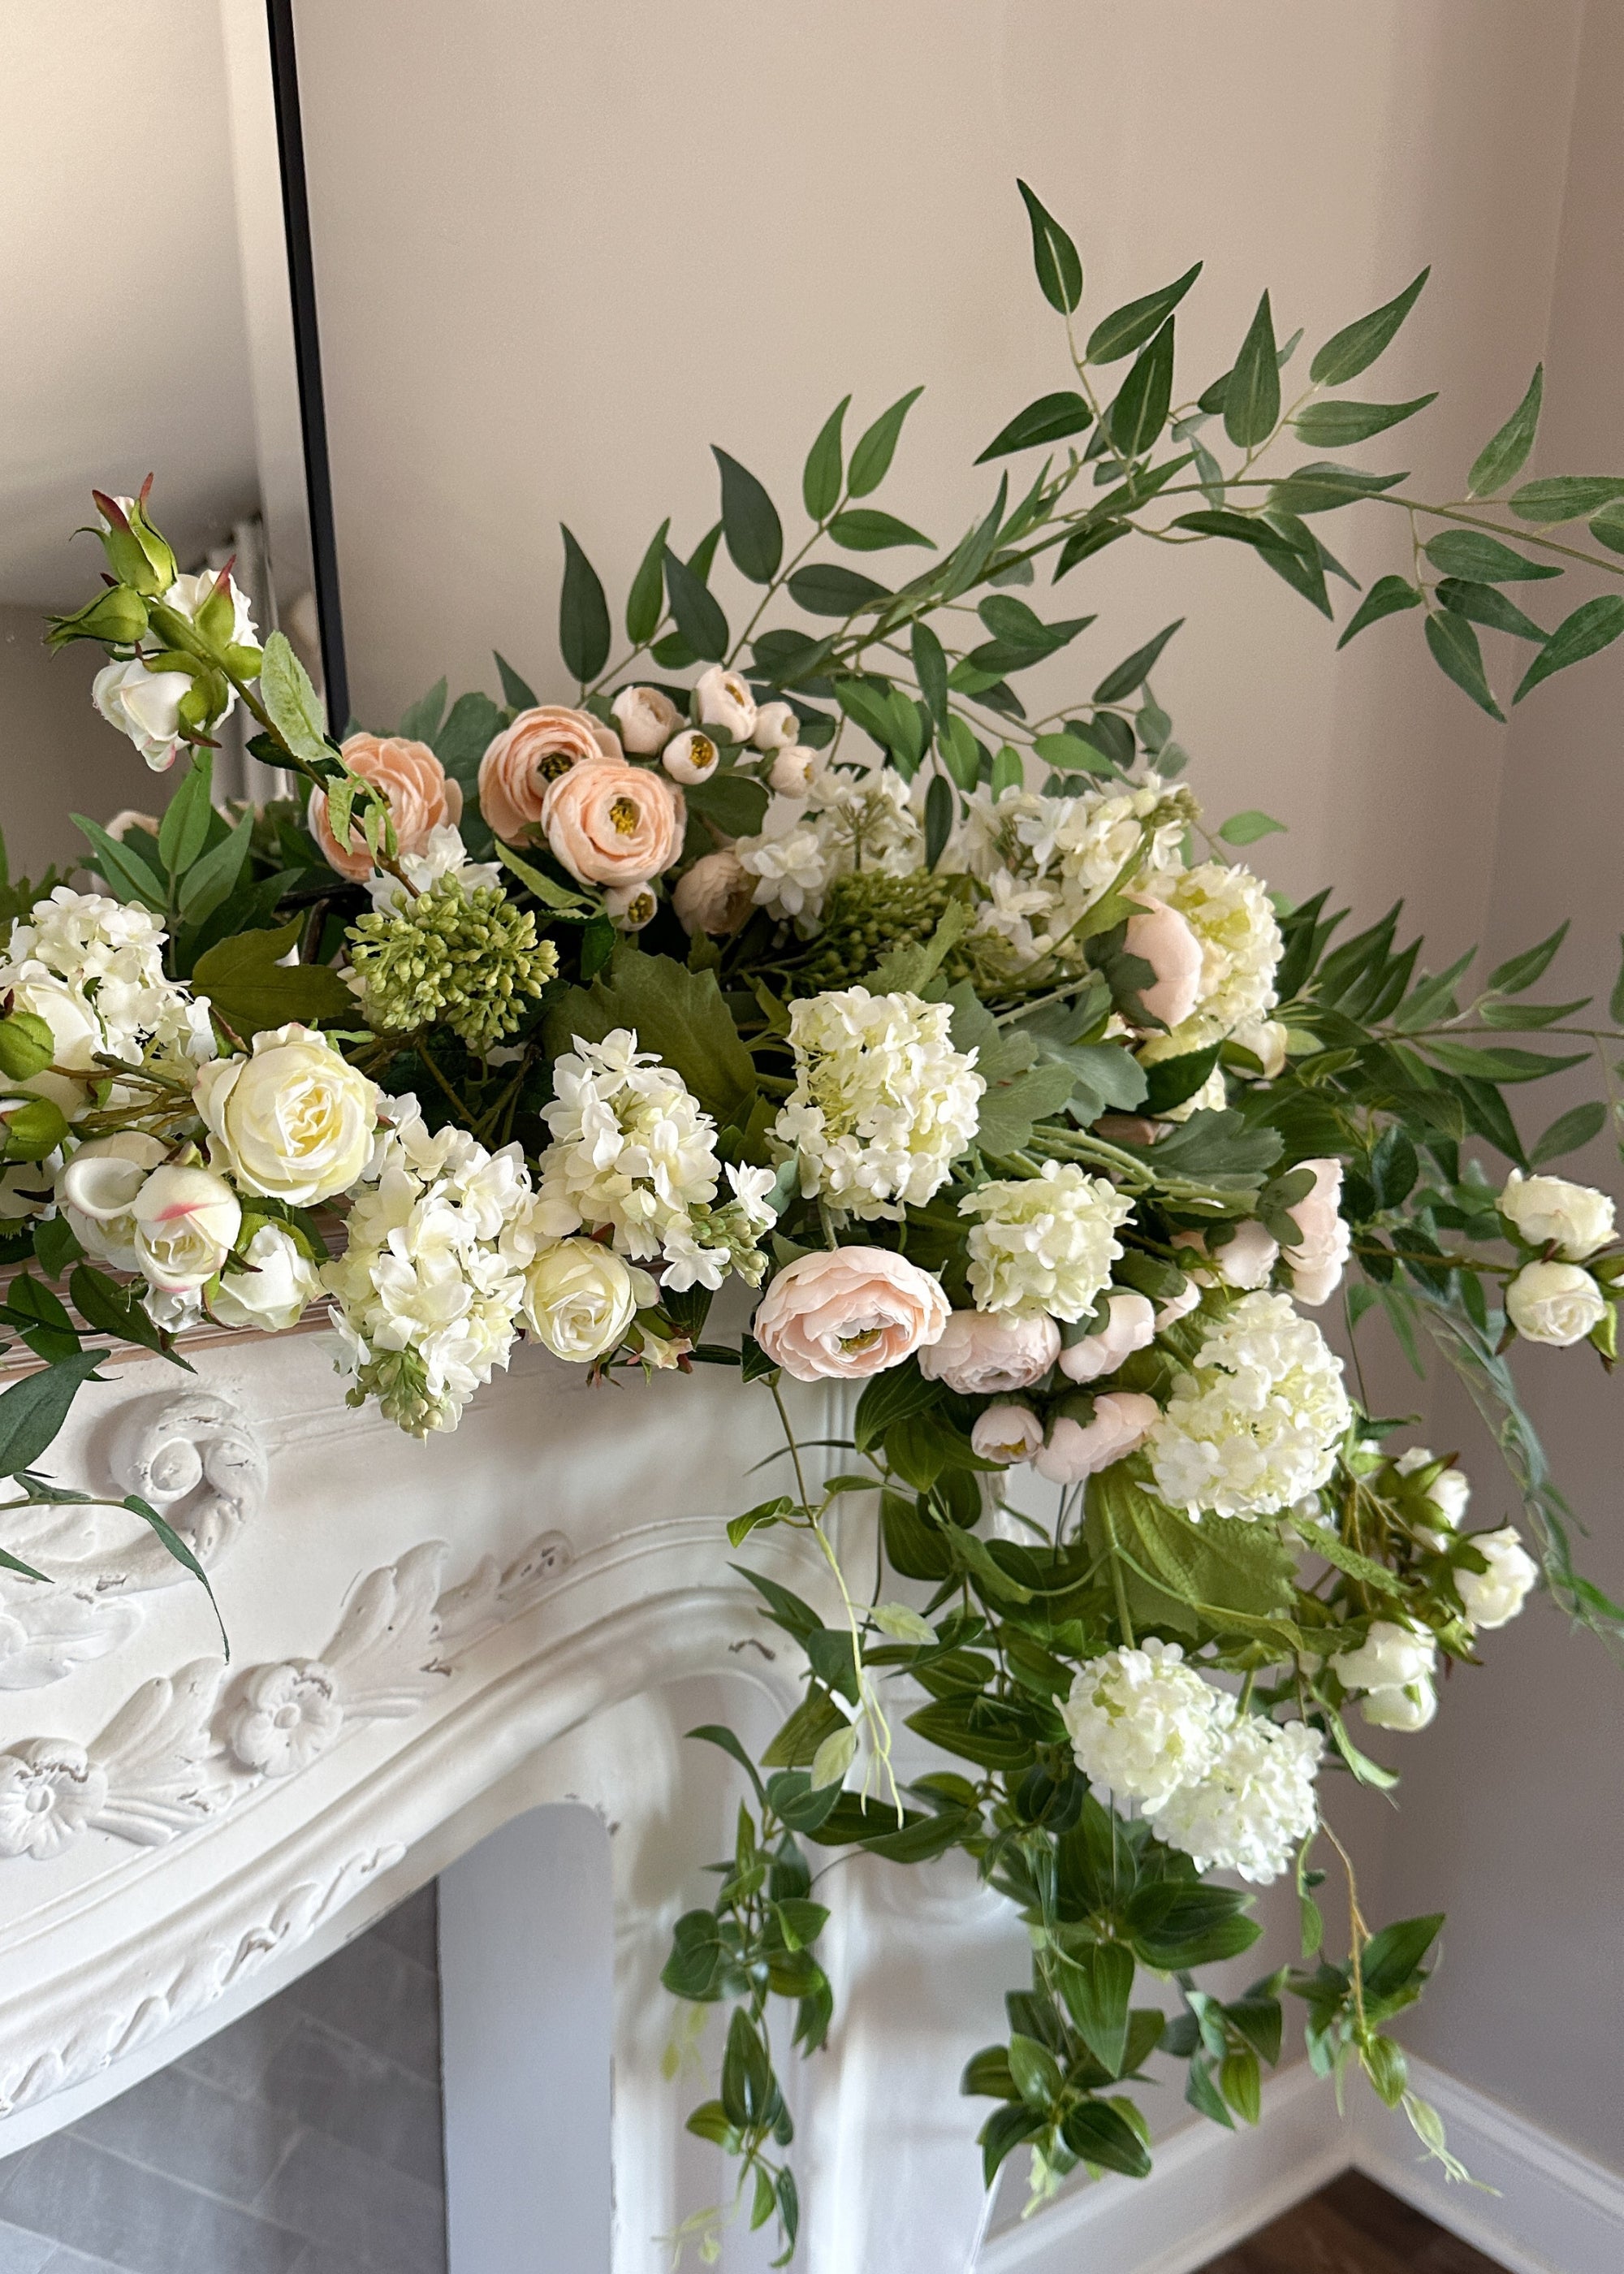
[113,1389,266,1570]
[0,1527,572,1865]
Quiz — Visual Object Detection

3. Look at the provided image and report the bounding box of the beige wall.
[292,0,1622,2168]
[0,606,136,880]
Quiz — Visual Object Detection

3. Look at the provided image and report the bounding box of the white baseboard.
[978,2055,1624,2274]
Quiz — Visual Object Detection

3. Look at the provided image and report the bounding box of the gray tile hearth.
[0,1885,446,2274]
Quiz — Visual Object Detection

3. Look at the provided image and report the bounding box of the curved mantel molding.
[0,1326,1024,2272]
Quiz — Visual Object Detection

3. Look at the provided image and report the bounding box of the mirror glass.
[0,0,339,873]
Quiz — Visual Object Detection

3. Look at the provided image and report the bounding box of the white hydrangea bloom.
[1150,1715,1323,1884]
[1148,1290,1351,1520]
[0,888,212,1080]
[1060,1639,1233,1809]
[1137,862,1282,1053]
[774,987,984,1218]
[959,1160,1134,1321]
[322,1097,539,1435]
[735,766,923,928]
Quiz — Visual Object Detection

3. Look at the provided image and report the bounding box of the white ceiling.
[0,2,261,609]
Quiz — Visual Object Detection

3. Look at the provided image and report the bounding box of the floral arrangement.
[10,182,1624,2260]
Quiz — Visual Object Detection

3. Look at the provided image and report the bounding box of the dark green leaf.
[853,1358,939,1454]
[1170,508,1298,560]
[0,1349,108,1477]
[1052,521,1131,580]
[713,448,784,583]
[192,921,356,1035]
[158,754,214,877]
[177,809,254,927]
[1468,365,1543,496]
[494,651,538,711]
[1007,2033,1064,2112]
[1293,394,1436,445]
[1587,502,1624,556]
[683,771,770,839]
[912,620,949,725]
[1057,1943,1134,2074]
[546,948,757,1128]
[976,391,1093,463]
[1094,619,1183,703]
[1514,594,1624,703]
[1510,476,1624,524]
[1224,292,1280,447]
[1060,2099,1152,2179]
[786,564,891,618]
[32,1215,82,1281]
[1086,262,1202,364]
[2,1274,78,1364]
[1487,922,1569,995]
[69,1264,188,1365]
[828,508,932,551]
[924,772,955,870]
[1360,1913,1444,2000]
[978,2102,1045,2186]
[685,1721,767,1803]
[663,548,728,661]
[396,680,447,744]
[625,518,671,646]
[1268,464,1406,516]
[1308,267,1429,386]
[1436,580,1546,642]
[849,387,925,497]
[1423,612,1504,720]
[71,816,167,912]
[1108,318,1175,460]
[1531,1100,1606,1165]
[1425,1038,1586,1082]
[721,2009,773,2129]
[557,527,611,682]
[1017,179,1082,314]
[124,1490,227,1652]
[1422,530,1561,583]
[1336,573,1423,649]
[663,1911,724,2000]
[803,396,849,520]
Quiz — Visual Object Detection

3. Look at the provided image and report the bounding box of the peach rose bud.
[971,1403,1044,1466]
[1284,1157,1351,1308]
[918,1309,1059,1394]
[541,759,685,888]
[674,850,754,936]
[477,705,612,845]
[308,734,462,883]
[1124,897,1203,1029]
[1057,1290,1156,1383]
[751,700,800,753]
[752,1247,948,1382]
[1034,1391,1160,1484]
[611,685,680,754]
[605,882,658,932]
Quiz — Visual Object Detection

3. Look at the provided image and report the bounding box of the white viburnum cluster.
[734,768,922,927]
[959,1160,1134,1321]
[0,888,213,1099]
[1059,1639,1230,1809]
[323,1100,539,1436]
[1149,1716,1324,1885]
[1148,1290,1352,1520]
[774,987,984,1218]
[1135,861,1283,1058]
[535,1029,775,1290]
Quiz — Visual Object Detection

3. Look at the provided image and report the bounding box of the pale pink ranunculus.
[918,1309,1060,1394]
[674,850,755,936]
[1173,1218,1280,1291]
[477,706,616,845]
[542,759,685,888]
[1285,1158,1351,1308]
[752,1247,948,1382]
[1057,1290,1156,1383]
[611,685,681,754]
[1154,1278,1203,1329]
[1124,897,1203,1029]
[1034,1391,1160,1484]
[972,1403,1044,1466]
[309,735,462,882]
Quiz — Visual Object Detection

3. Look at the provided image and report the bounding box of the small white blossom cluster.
[323,1100,539,1435]
[959,1160,1134,1321]
[0,888,213,1096]
[535,1029,775,1290]
[1149,1290,1351,1520]
[774,987,983,1218]
[735,768,922,927]
[1061,1638,1321,1883]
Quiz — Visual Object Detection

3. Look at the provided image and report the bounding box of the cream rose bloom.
[1498,1169,1615,1261]
[1058,1290,1156,1382]
[611,685,681,755]
[477,706,615,845]
[57,1132,169,1269]
[673,850,754,937]
[1034,1391,1160,1483]
[132,1163,241,1294]
[971,1403,1045,1465]
[211,1221,322,1333]
[662,730,720,785]
[309,734,463,883]
[92,658,192,772]
[542,759,685,888]
[1456,1525,1539,1628]
[194,1024,378,1204]
[918,1309,1060,1394]
[1124,898,1203,1030]
[523,1238,638,1361]
[1284,1158,1351,1308]
[693,665,757,742]
[1506,1260,1607,1347]
[752,1247,948,1382]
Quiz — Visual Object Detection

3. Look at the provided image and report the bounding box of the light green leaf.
[1218,810,1286,846]
[1292,395,1436,445]
[258,629,330,763]
[1510,475,1624,524]
[158,754,214,877]
[809,1723,857,1792]
[1514,594,1624,703]
[1225,292,1280,447]
[177,808,253,926]
[1468,365,1543,496]
[870,1602,936,1644]
[849,387,926,497]
[1308,268,1430,386]
[1422,530,1561,583]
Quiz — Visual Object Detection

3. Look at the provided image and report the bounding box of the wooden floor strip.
[1197,2170,1510,2274]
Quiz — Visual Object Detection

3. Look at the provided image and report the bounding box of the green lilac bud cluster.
[797,871,977,991]
[348,875,559,1053]
[348,1348,448,1439]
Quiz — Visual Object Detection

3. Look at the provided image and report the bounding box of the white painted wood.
[440,1805,613,2273]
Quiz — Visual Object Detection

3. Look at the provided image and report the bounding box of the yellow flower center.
[608,796,641,837]
[535,749,577,782]
[840,1327,882,1353]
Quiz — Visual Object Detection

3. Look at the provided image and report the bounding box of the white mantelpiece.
[0,1326,1025,2272]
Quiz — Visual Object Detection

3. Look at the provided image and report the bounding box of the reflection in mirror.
[1,0,340,876]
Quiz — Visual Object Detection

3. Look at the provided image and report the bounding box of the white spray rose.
[1362,1682,1437,1731]
[1233,1018,1289,1078]
[918,1309,1059,1394]
[693,665,757,741]
[1057,1290,1156,1383]
[1393,1446,1471,1537]
[92,659,194,772]
[194,1024,378,1205]
[132,1163,241,1294]
[523,1238,639,1361]
[611,685,681,754]
[970,1403,1044,1465]
[662,729,720,785]
[1336,1619,1436,1697]
[1498,1169,1615,1261]
[57,1133,170,1269]
[1175,1219,1280,1292]
[1456,1527,1539,1628]
[751,701,801,753]
[210,1221,322,1334]
[1284,1158,1351,1308]
[1506,1260,1607,1347]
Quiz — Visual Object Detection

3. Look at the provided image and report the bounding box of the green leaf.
[1086,262,1202,364]
[762,1690,849,1770]
[123,1490,227,1653]
[978,2103,1045,2186]
[1487,922,1570,996]
[1587,502,1624,556]
[912,620,949,725]
[1007,2033,1064,2112]
[827,508,933,551]
[786,564,891,618]
[396,679,447,743]
[32,1214,82,1282]
[1510,475,1624,524]
[1293,395,1436,445]
[1514,594,1624,703]
[1309,267,1429,386]
[659,547,727,661]
[1109,318,1175,460]
[494,652,538,711]
[1094,619,1183,703]
[924,773,955,870]
[685,1721,767,1804]
[1056,1943,1134,2075]
[721,2008,773,2129]
[259,629,331,763]
[1059,2099,1152,2180]
[848,387,925,497]
[0,1348,108,1476]
[1268,463,1406,516]
[1361,1914,1444,2000]
[158,754,214,878]
[545,946,758,1128]
[1218,810,1286,846]
[69,1264,189,1365]
[192,920,356,1035]
[713,448,784,584]
[976,1060,1077,1153]
[1531,1100,1606,1165]
[178,809,253,927]
[1468,365,1544,496]
[976,391,1093,463]
[1336,575,1423,649]
[624,518,671,646]
[1423,612,1503,721]
[1436,580,1547,642]
[803,396,849,521]
[1424,1038,1586,1082]
[2,1273,79,1364]
[1017,179,1082,314]
[495,844,588,912]
[683,771,771,839]
[663,1911,725,2000]
[853,1359,939,1455]
[1224,292,1280,447]
[1422,530,1561,583]
[558,527,611,683]
[1170,508,1298,560]
[71,816,167,913]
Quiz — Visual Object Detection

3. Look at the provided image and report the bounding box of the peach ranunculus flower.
[308,734,462,883]
[673,850,754,936]
[918,1308,1059,1395]
[752,1247,948,1382]
[542,759,685,888]
[477,706,620,845]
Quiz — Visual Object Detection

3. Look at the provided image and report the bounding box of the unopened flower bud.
[0,1094,69,1162]
[93,483,176,595]
[611,685,681,754]
[45,585,150,652]
[0,1012,56,1083]
[605,883,658,932]
[751,700,800,753]
[663,730,719,785]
